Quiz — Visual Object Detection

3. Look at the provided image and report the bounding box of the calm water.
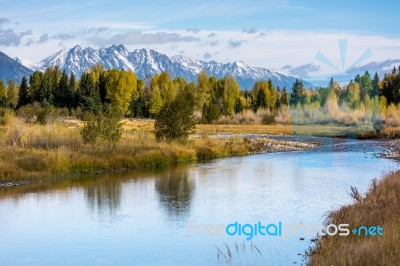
[0,137,398,265]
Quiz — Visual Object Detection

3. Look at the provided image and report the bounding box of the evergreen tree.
[289,79,306,105]
[54,70,69,107]
[372,72,380,97]
[98,71,109,105]
[77,72,101,113]
[29,71,43,102]
[17,76,29,108]
[0,80,7,107]
[256,85,267,109]
[281,87,288,106]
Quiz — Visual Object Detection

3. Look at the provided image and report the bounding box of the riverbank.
[0,118,315,187]
[381,139,400,161]
[307,171,400,265]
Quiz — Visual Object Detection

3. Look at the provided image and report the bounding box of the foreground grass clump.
[308,171,400,266]
[2,116,299,183]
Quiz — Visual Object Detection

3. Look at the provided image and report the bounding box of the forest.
[1,64,400,131]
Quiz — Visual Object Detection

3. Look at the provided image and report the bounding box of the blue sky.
[1,0,400,74]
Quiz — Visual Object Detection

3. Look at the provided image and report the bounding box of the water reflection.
[155,168,195,219]
[85,175,122,215]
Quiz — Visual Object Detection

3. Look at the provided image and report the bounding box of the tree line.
[1,64,400,124]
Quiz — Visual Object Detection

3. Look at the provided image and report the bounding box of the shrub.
[16,102,42,122]
[80,112,124,147]
[261,113,276,125]
[0,108,15,126]
[80,113,99,144]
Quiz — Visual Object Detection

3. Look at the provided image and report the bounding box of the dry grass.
[0,117,288,183]
[214,109,272,125]
[196,123,293,135]
[308,171,400,266]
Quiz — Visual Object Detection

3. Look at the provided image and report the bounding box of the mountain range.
[1,45,399,88]
[0,52,33,84]
[1,45,306,89]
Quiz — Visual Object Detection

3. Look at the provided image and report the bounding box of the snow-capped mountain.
[32,45,307,89]
[0,52,33,83]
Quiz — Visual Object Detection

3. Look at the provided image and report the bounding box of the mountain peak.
[71,45,83,51]
[24,45,309,89]
[0,52,33,83]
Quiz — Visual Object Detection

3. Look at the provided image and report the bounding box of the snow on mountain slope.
[0,52,33,83]
[32,44,307,89]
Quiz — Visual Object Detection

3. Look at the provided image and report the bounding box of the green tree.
[17,76,30,108]
[54,70,71,108]
[0,80,7,107]
[222,76,240,115]
[38,67,61,106]
[281,87,288,106]
[256,84,267,109]
[202,102,220,123]
[155,87,196,141]
[372,72,380,97]
[196,71,210,110]
[289,79,306,105]
[7,80,18,108]
[29,71,43,102]
[77,72,101,113]
[149,85,163,116]
[346,82,361,108]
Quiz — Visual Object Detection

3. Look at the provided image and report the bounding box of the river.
[0,137,398,265]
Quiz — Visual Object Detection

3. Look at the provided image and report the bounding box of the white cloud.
[88,31,199,46]
[2,29,400,76]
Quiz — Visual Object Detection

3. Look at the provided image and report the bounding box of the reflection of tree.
[155,170,194,219]
[85,175,122,215]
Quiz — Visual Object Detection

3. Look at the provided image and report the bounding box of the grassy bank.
[0,117,311,184]
[308,171,400,265]
[122,119,400,138]
[198,123,399,138]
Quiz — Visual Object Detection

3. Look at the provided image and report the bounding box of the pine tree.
[281,87,288,106]
[17,76,29,108]
[289,79,306,105]
[256,86,267,109]
[372,72,380,97]
[78,72,101,113]
[54,70,69,107]
[0,80,7,107]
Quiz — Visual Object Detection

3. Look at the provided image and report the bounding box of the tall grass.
[213,109,272,125]
[215,241,265,265]
[307,171,400,265]
[0,114,307,183]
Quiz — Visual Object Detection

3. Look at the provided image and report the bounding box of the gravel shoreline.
[381,139,400,161]
[243,137,317,153]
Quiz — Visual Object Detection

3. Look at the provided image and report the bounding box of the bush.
[261,113,276,125]
[16,102,42,122]
[80,112,124,147]
[0,108,15,126]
